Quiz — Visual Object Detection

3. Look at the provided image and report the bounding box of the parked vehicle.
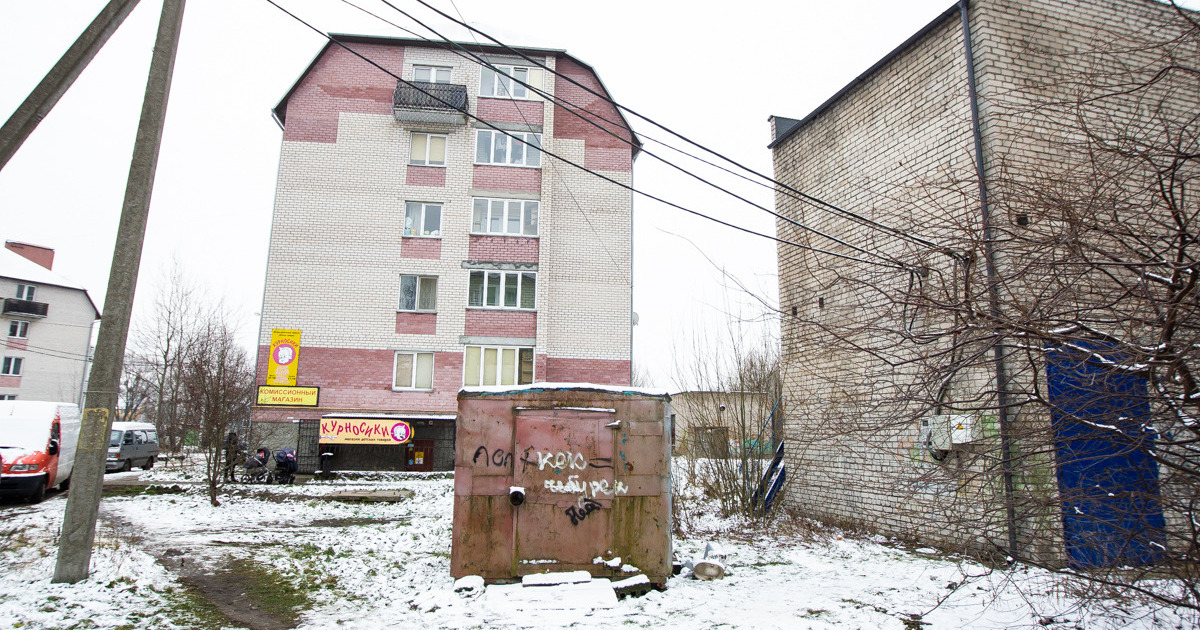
[106,421,160,472]
[0,401,81,503]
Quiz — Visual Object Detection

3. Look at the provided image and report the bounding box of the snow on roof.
[460,382,670,397]
[0,247,87,291]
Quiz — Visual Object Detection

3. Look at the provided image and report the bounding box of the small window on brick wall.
[8,320,29,339]
[475,130,541,167]
[410,132,447,166]
[472,198,538,236]
[394,351,434,389]
[399,275,437,311]
[468,270,535,309]
[463,346,533,386]
[404,201,442,237]
[480,65,543,99]
[1,357,23,376]
[414,65,452,84]
[15,285,35,301]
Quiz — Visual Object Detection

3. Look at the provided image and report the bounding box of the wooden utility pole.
[0,0,142,172]
[53,0,187,584]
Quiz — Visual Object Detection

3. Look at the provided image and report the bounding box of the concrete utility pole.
[0,0,142,172]
[53,0,187,584]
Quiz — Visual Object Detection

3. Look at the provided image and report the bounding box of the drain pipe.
[959,0,1019,562]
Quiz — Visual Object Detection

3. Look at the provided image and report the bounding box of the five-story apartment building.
[252,35,638,471]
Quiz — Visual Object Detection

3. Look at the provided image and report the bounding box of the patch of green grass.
[160,584,233,630]
[227,558,312,623]
[802,608,828,618]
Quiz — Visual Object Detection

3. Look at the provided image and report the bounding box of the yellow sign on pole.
[267,329,301,386]
[256,385,319,407]
[319,418,413,445]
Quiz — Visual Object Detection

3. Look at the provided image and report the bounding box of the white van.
[106,421,160,472]
[0,401,81,503]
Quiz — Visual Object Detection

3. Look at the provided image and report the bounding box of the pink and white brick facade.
[253,36,637,469]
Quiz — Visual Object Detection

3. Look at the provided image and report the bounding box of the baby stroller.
[273,447,298,485]
[241,447,272,484]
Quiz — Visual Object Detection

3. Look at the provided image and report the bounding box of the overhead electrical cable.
[263,0,903,270]
[337,0,629,278]
[357,0,908,268]
[407,0,960,260]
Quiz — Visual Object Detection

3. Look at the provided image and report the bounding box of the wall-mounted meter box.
[921,415,981,450]
[949,415,982,444]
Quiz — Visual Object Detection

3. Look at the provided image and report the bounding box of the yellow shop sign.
[256,385,319,407]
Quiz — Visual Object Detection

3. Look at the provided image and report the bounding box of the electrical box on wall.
[919,416,950,451]
[949,415,982,444]
[921,415,980,451]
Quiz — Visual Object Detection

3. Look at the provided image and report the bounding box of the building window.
[1,357,23,376]
[471,198,538,236]
[463,346,533,386]
[404,201,442,237]
[393,351,434,389]
[414,65,452,84]
[8,321,28,339]
[480,65,543,99]
[399,275,438,311]
[0,395,14,400]
[475,130,541,167]
[15,285,35,301]
[468,270,535,309]
[410,132,447,166]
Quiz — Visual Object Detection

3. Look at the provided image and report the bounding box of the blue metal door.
[1046,343,1166,569]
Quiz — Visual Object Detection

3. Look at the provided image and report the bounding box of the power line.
[407,0,961,261]
[337,0,629,279]
[262,0,906,270]
[371,0,909,268]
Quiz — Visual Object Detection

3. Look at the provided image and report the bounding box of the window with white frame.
[15,285,35,301]
[479,65,543,99]
[414,65,452,84]
[0,395,14,401]
[463,346,533,386]
[403,201,442,237]
[471,198,538,236]
[8,321,28,339]
[1,357,23,376]
[468,270,535,309]
[393,351,434,389]
[475,130,541,167]
[399,275,438,311]
[410,132,447,166]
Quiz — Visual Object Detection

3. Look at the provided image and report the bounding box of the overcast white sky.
[0,0,983,388]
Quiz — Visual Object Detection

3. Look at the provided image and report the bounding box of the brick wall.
[771,0,1189,563]
[407,166,446,187]
[396,312,436,335]
[467,235,539,262]
[401,237,442,259]
[543,357,630,385]
[464,309,536,338]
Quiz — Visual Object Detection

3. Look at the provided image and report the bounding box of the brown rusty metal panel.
[449,495,514,580]
[452,388,672,583]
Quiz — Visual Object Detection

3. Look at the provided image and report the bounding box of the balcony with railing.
[393,81,469,125]
[3,298,49,318]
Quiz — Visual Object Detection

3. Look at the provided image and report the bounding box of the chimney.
[5,241,55,270]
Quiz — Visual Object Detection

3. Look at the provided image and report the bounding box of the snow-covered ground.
[0,462,1193,629]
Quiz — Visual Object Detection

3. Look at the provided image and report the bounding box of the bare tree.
[130,263,200,453]
[671,313,783,520]
[179,310,254,506]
